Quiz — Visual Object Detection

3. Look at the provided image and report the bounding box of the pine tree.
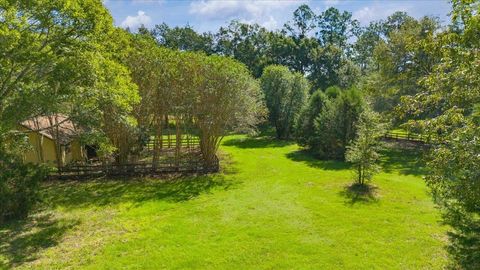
[345,107,386,185]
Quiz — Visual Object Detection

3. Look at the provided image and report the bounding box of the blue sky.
[103,0,452,33]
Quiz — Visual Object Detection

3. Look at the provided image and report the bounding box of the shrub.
[314,87,365,159]
[295,90,330,148]
[0,153,48,223]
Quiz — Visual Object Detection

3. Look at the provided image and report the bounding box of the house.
[19,115,85,167]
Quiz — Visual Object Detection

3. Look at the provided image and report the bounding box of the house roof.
[20,115,80,145]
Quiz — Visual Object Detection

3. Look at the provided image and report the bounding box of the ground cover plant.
[0,134,447,269]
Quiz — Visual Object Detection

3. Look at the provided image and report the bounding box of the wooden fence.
[51,155,219,180]
[385,131,427,143]
[145,136,200,151]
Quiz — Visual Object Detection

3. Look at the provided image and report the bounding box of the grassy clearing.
[0,135,447,269]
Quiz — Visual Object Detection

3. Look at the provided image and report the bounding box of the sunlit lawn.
[0,134,447,269]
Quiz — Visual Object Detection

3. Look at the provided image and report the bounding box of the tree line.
[1,1,479,268]
[148,2,479,267]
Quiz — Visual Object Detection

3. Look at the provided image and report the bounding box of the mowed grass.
[0,135,447,269]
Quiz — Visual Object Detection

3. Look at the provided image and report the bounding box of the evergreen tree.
[345,108,386,185]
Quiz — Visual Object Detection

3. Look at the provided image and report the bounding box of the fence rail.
[51,156,219,180]
[145,137,201,151]
[384,131,427,143]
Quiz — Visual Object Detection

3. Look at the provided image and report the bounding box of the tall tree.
[0,0,139,158]
[260,65,309,139]
[214,21,271,77]
[364,15,440,118]
[399,1,480,268]
[284,4,316,39]
[309,45,360,91]
[0,0,139,221]
[316,7,360,51]
[151,23,215,54]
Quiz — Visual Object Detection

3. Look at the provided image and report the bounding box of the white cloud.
[353,4,409,25]
[189,0,305,29]
[261,16,279,30]
[239,15,279,30]
[132,0,165,4]
[324,0,339,7]
[121,10,152,30]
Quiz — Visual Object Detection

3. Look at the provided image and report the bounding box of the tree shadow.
[222,136,295,149]
[217,150,240,175]
[285,149,351,171]
[0,213,78,268]
[41,173,238,210]
[338,183,379,206]
[379,143,427,176]
[444,213,480,269]
[447,231,480,270]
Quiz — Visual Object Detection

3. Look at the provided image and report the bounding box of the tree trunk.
[152,116,162,169]
[175,116,181,167]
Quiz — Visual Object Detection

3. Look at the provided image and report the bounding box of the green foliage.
[295,90,330,148]
[325,85,342,99]
[260,65,309,139]
[345,108,387,185]
[0,153,48,223]
[0,0,139,162]
[361,14,440,118]
[309,45,360,90]
[214,21,271,77]
[314,87,365,160]
[316,7,360,50]
[284,4,316,39]
[397,1,480,268]
[194,54,266,164]
[425,120,480,269]
[151,23,215,54]
[125,34,265,165]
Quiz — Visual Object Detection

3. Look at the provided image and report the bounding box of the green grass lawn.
[0,135,447,269]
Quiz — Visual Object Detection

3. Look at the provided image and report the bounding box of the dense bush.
[295,90,330,148]
[0,153,48,223]
[314,87,365,159]
[295,87,366,159]
[260,65,309,139]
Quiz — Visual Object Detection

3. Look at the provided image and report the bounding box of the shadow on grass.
[285,149,350,171]
[223,136,295,149]
[338,183,379,205]
[0,213,78,269]
[286,143,426,175]
[379,143,427,176]
[447,224,480,270]
[41,173,237,210]
[1,155,240,268]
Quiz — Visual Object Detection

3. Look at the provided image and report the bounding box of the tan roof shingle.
[21,115,80,145]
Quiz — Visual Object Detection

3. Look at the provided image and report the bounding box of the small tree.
[345,107,386,185]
